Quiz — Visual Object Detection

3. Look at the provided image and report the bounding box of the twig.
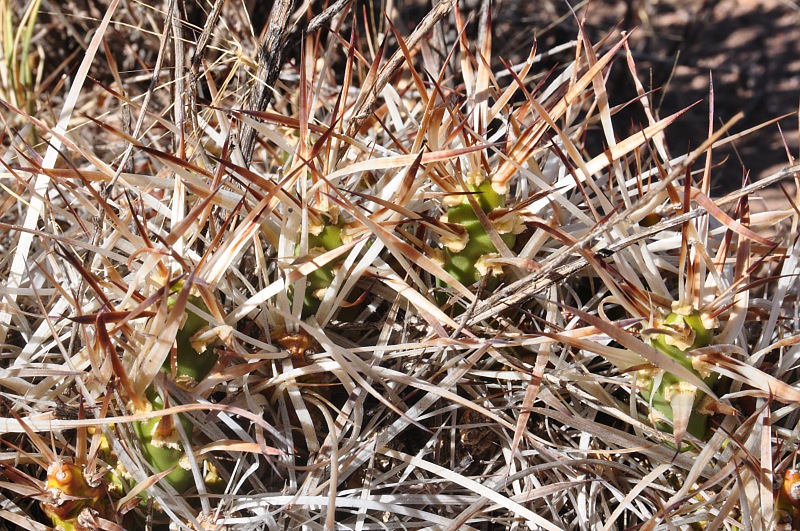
[287,0,351,45]
[239,0,297,166]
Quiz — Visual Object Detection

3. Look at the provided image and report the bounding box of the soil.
[493,0,800,210]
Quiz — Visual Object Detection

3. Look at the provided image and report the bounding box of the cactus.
[438,179,522,306]
[775,469,800,530]
[640,309,717,443]
[41,463,113,531]
[130,291,217,492]
[4,2,799,529]
[167,294,219,384]
[132,391,195,493]
[299,221,346,316]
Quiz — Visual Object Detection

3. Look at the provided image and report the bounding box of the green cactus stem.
[298,222,346,317]
[640,309,717,442]
[130,290,217,493]
[132,391,194,493]
[439,180,519,298]
[167,294,218,384]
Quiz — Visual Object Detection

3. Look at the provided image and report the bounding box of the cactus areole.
[170,295,218,383]
[650,311,713,361]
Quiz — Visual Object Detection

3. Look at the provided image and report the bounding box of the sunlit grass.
[0,1,799,530]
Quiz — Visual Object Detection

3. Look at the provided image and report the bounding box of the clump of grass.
[1,1,800,530]
[0,0,41,113]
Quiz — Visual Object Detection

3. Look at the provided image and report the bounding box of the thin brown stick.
[239,0,297,165]
[171,0,186,158]
[288,0,351,44]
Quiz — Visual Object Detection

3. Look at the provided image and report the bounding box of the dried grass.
[1,1,800,530]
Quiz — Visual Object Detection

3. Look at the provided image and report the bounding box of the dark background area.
[502,0,800,203]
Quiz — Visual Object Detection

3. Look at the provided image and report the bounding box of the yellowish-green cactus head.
[641,308,717,447]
